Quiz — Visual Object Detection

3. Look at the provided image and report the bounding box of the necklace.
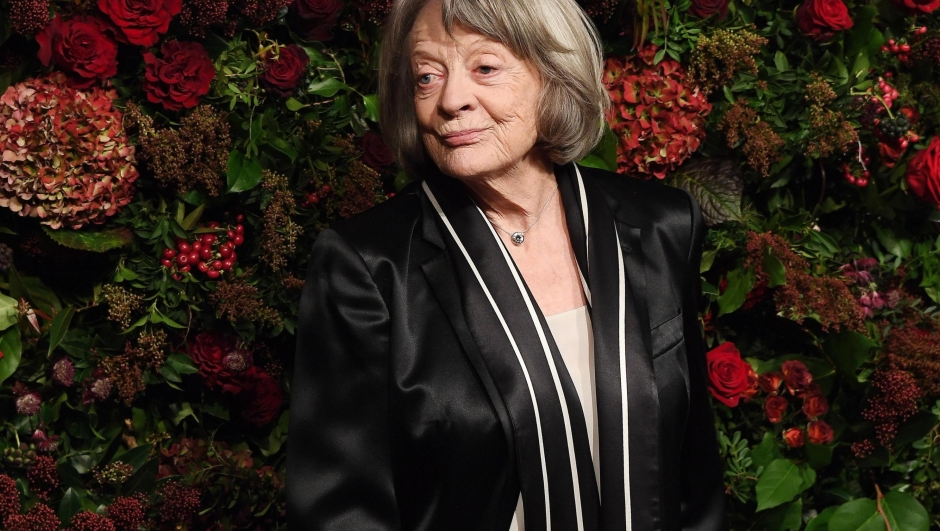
[486,185,558,245]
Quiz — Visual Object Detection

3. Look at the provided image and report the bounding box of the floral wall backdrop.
[0,0,939,528]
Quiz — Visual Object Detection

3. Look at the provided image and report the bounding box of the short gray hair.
[378,0,609,177]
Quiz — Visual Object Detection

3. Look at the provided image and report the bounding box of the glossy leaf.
[43,226,133,253]
[0,328,23,385]
[667,158,745,225]
[829,499,883,531]
[47,306,75,356]
[755,459,804,511]
[881,491,929,531]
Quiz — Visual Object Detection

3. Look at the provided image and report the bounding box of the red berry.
[177,241,191,254]
[162,258,174,268]
[911,134,920,142]
[386,192,395,198]
[901,139,910,149]
[199,248,212,260]
[890,44,900,53]
[227,230,235,240]
[881,45,889,53]
[219,247,233,259]
[173,273,183,281]
[857,178,869,187]
[202,234,216,245]
[884,72,894,79]
[309,194,320,205]
[207,269,221,279]
[918,26,928,35]
[212,261,223,270]
[901,44,911,52]
[162,248,177,259]
[192,241,202,252]
[188,252,199,263]
[233,235,244,246]
[176,254,190,266]
[862,170,871,178]
[197,261,210,273]
[208,221,220,228]
[179,264,191,273]
[236,214,245,222]
[236,224,244,234]
[229,251,237,261]
[898,54,909,62]
[221,260,234,271]
[888,39,896,46]
[321,185,331,194]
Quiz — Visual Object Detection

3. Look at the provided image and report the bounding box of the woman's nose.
[438,71,475,116]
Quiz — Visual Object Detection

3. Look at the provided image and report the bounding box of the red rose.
[240,368,284,427]
[706,342,756,407]
[36,15,118,88]
[688,0,729,19]
[759,371,784,394]
[188,332,253,394]
[142,40,215,111]
[891,0,940,13]
[807,419,834,444]
[781,360,813,395]
[783,427,805,448]
[361,131,395,170]
[796,0,853,41]
[292,0,343,40]
[764,395,788,423]
[802,390,829,419]
[260,45,310,97]
[906,136,940,209]
[97,0,181,46]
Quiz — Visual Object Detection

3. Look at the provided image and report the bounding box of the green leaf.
[667,159,744,225]
[754,499,802,531]
[774,51,790,72]
[48,306,75,356]
[763,253,787,287]
[180,204,205,231]
[578,154,612,171]
[285,97,305,111]
[59,488,82,523]
[9,268,61,316]
[751,432,783,469]
[268,137,299,163]
[0,328,23,385]
[874,226,912,259]
[116,444,153,471]
[881,491,930,531]
[307,77,348,97]
[806,442,834,469]
[363,94,379,122]
[755,458,804,511]
[824,331,876,376]
[718,267,756,317]
[167,352,199,375]
[124,457,158,493]
[0,292,17,331]
[160,363,182,383]
[227,151,263,193]
[806,506,838,531]
[829,499,883,531]
[43,226,134,253]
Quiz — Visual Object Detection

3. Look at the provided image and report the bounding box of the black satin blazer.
[286,164,726,531]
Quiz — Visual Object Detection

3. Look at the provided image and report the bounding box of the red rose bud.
[97,0,182,46]
[764,395,788,423]
[758,371,784,394]
[890,0,940,14]
[142,41,215,111]
[291,0,344,41]
[795,0,853,41]
[807,419,835,444]
[706,342,756,407]
[802,390,830,418]
[781,360,814,395]
[906,136,940,209]
[260,44,310,97]
[361,131,395,170]
[783,427,805,448]
[36,14,118,88]
[688,0,729,19]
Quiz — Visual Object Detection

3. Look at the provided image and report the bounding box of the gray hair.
[378,0,609,177]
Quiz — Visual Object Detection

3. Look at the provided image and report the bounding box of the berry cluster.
[3,443,37,467]
[881,35,917,63]
[160,216,245,280]
[301,184,332,208]
[841,145,871,187]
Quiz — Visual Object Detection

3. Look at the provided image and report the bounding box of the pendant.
[511,232,525,245]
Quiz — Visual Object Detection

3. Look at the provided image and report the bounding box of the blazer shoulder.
[326,181,424,261]
[577,165,697,235]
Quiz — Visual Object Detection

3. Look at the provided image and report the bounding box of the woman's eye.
[478,66,495,75]
[418,74,434,85]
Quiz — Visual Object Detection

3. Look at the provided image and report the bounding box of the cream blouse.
[508,305,597,531]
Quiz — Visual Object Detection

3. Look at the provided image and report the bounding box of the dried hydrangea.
[603,45,711,179]
[0,73,138,229]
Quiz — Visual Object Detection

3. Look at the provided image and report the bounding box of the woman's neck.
[460,154,558,230]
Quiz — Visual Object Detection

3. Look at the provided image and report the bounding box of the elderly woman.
[286,0,725,529]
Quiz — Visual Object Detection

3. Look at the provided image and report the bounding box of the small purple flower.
[15,392,42,416]
[51,358,74,387]
[222,349,251,372]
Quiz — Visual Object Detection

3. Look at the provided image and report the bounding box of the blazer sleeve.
[678,192,728,531]
[286,228,401,531]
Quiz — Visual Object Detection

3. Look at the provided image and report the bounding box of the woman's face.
[410,0,544,182]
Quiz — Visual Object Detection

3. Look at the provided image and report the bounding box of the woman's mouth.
[441,129,485,147]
